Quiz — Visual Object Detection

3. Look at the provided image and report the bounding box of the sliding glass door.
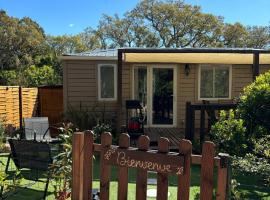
[133,65,176,127]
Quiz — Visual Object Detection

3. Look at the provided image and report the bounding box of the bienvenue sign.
[103,147,185,175]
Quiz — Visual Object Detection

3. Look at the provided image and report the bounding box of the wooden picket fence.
[72,132,230,200]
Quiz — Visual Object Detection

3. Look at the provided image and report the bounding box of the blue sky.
[0,0,269,36]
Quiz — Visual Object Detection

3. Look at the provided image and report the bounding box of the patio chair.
[24,117,60,143]
[4,139,53,200]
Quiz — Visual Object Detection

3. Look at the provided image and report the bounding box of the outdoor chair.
[3,139,53,200]
[24,117,60,143]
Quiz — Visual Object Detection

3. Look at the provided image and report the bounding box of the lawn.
[0,154,269,200]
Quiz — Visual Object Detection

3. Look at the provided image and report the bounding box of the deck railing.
[185,101,237,144]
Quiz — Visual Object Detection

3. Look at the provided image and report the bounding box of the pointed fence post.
[136,135,150,200]
[117,133,130,200]
[157,137,170,200]
[200,141,215,200]
[177,139,192,200]
[100,132,112,200]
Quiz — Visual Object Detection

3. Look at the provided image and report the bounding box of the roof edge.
[59,55,117,61]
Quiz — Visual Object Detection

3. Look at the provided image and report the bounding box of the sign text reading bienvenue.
[103,147,184,175]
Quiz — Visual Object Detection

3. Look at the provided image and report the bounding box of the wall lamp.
[185,64,190,76]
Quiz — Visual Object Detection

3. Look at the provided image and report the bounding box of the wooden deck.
[144,128,184,150]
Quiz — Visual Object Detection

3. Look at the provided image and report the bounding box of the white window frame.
[98,64,117,101]
[198,64,232,100]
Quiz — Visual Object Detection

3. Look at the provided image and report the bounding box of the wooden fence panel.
[22,88,38,119]
[38,86,63,124]
[72,132,230,200]
[0,86,62,130]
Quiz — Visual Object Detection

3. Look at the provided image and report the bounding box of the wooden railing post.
[200,109,205,147]
[72,132,84,200]
[216,153,230,200]
[185,102,192,139]
[200,141,215,200]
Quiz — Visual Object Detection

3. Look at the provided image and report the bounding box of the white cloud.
[69,23,75,28]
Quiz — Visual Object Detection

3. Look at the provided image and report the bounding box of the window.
[199,65,231,99]
[98,64,117,100]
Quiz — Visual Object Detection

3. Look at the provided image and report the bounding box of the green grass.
[0,154,269,200]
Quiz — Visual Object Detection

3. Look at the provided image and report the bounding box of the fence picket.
[157,137,169,200]
[100,132,112,200]
[216,153,230,200]
[117,133,130,200]
[83,131,94,200]
[200,141,215,200]
[72,132,84,200]
[177,139,192,200]
[136,135,150,200]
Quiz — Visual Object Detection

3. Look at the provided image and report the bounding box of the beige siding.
[63,60,119,124]
[260,65,270,74]
[63,59,268,131]
[232,65,253,97]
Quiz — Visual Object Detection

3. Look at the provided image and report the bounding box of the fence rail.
[72,132,230,200]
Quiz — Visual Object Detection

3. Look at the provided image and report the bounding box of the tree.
[79,27,102,50]
[131,0,223,47]
[22,65,61,87]
[89,13,159,48]
[46,35,88,56]
[246,26,270,48]
[0,10,48,70]
[222,23,248,47]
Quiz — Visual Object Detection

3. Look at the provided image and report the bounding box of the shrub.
[209,110,248,156]
[238,71,270,137]
[232,154,270,186]
[65,104,97,131]
[92,123,112,143]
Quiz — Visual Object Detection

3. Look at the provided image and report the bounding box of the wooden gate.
[72,132,230,200]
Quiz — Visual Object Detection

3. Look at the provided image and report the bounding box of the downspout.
[253,52,260,80]
[117,49,123,132]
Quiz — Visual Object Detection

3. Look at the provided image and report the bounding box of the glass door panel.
[134,67,147,124]
[152,68,174,125]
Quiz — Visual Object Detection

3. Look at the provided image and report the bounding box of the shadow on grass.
[2,187,52,200]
